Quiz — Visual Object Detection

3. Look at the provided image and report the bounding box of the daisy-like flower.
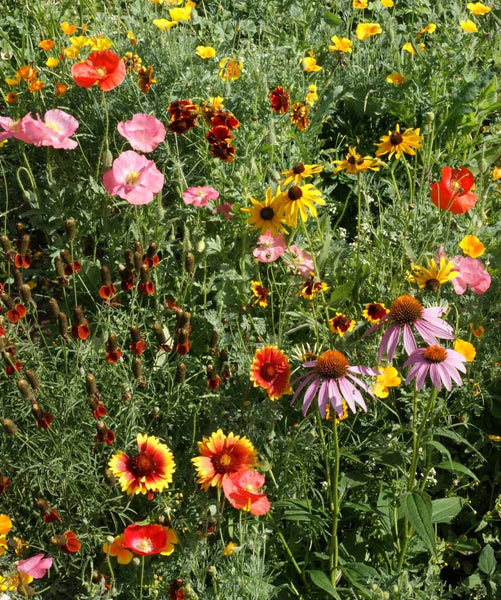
[333,146,383,174]
[222,470,271,516]
[404,345,466,391]
[250,281,269,307]
[329,313,356,337]
[289,102,310,131]
[108,433,175,496]
[459,235,485,258]
[191,430,258,490]
[278,183,325,227]
[250,346,291,400]
[241,187,288,236]
[408,257,458,292]
[269,86,290,114]
[328,35,353,53]
[372,365,401,398]
[366,294,455,362]
[460,20,478,32]
[362,302,389,324]
[467,2,491,15]
[299,273,327,299]
[356,23,382,41]
[353,0,368,8]
[375,124,423,160]
[386,72,407,85]
[291,349,380,417]
[280,163,324,187]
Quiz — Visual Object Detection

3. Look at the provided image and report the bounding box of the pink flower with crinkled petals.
[287,244,314,277]
[16,553,53,579]
[252,230,286,263]
[212,202,234,219]
[117,114,166,153]
[182,186,219,207]
[451,256,491,295]
[0,114,43,144]
[103,150,164,205]
[23,109,79,149]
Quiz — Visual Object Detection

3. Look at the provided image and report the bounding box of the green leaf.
[435,460,478,481]
[422,440,452,462]
[329,282,354,303]
[464,573,483,589]
[431,428,485,460]
[323,11,342,26]
[341,563,379,598]
[431,497,464,524]
[307,570,341,599]
[401,491,436,557]
[478,544,496,576]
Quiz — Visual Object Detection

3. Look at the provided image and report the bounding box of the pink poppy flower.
[103,150,164,205]
[117,114,166,153]
[404,345,466,391]
[212,202,234,219]
[287,245,314,277]
[451,256,491,295]
[182,186,219,207]
[16,553,53,579]
[24,109,79,149]
[252,230,286,263]
[222,470,271,516]
[0,114,41,144]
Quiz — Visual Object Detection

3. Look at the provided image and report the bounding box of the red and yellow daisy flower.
[328,313,356,337]
[250,281,269,307]
[362,302,389,324]
[108,433,175,496]
[192,430,258,491]
[250,346,291,400]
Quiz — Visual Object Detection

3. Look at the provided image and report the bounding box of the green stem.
[140,555,145,600]
[329,416,340,587]
[355,173,362,275]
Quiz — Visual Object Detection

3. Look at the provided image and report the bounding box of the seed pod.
[25,369,40,391]
[64,218,76,240]
[134,251,143,273]
[100,265,112,286]
[107,333,119,352]
[185,252,195,276]
[54,256,65,278]
[124,249,134,271]
[175,362,186,384]
[86,373,97,395]
[73,306,85,325]
[0,235,11,253]
[19,234,30,256]
[47,298,60,320]
[60,249,72,266]
[103,469,116,486]
[134,241,143,256]
[146,242,157,257]
[13,268,23,290]
[20,284,32,304]
[130,326,141,343]
[31,403,43,420]
[153,323,167,345]
[132,357,142,380]
[57,312,69,337]
[1,293,15,310]
[17,379,32,399]
[1,418,18,436]
[209,330,218,352]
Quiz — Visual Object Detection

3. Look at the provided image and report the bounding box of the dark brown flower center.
[423,345,446,363]
[425,278,440,292]
[288,186,303,201]
[130,452,156,477]
[260,207,274,220]
[367,303,387,320]
[260,363,276,381]
[212,451,235,474]
[348,156,356,165]
[293,162,305,174]
[390,131,403,145]
[315,350,349,379]
[389,295,423,325]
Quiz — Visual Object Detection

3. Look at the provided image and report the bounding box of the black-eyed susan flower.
[108,433,175,496]
[250,281,269,307]
[241,187,288,236]
[328,36,353,53]
[362,302,389,324]
[280,162,324,187]
[375,124,423,160]
[329,313,356,337]
[408,257,458,292]
[250,346,291,400]
[332,146,383,174]
[278,183,325,227]
[191,430,258,490]
[289,102,310,131]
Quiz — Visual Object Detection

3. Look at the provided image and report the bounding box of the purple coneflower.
[403,345,466,392]
[291,350,380,418]
[366,295,454,362]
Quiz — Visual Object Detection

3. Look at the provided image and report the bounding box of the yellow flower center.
[288,186,303,201]
[389,295,423,325]
[126,171,140,185]
[95,67,107,77]
[219,453,232,466]
[135,538,153,553]
[315,350,349,379]
[423,345,446,363]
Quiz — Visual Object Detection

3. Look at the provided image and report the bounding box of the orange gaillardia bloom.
[109,433,176,496]
[250,346,291,400]
[289,102,310,131]
[192,430,258,490]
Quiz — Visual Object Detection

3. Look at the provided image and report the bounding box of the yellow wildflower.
[153,19,178,30]
[196,45,216,59]
[381,0,394,6]
[223,542,239,556]
[356,23,382,41]
[467,2,491,15]
[372,366,401,398]
[403,42,425,54]
[460,20,478,32]
[328,35,353,53]
[305,84,318,106]
[170,1,195,21]
[69,36,90,49]
[302,57,322,72]
[492,166,501,180]
[61,21,77,35]
[453,340,476,362]
[353,0,368,8]
[386,72,407,85]
[89,36,113,51]
[219,58,243,81]
[45,57,59,68]
[459,235,485,258]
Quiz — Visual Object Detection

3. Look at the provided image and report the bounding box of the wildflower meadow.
[1,0,500,598]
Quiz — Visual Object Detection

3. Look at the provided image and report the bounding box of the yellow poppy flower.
[459,235,485,258]
[328,36,353,53]
[196,45,216,59]
[460,19,478,32]
[302,57,322,72]
[386,72,407,85]
[356,23,382,41]
[453,340,476,362]
[467,2,491,15]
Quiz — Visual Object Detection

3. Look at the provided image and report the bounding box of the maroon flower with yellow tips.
[109,433,175,496]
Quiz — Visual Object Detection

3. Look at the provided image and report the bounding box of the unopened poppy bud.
[102,149,113,172]
[60,249,72,266]
[25,369,40,391]
[64,218,76,240]
[1,293,15,310]
[124,249,134,271]
[31,403,44,420]
[86,374,97,396]
[175,362,187,384]
[19,234,30,256]
[17,379,32,399]
[132,557,141,567]
[103,469,116,486]
[20,284,32,304]
[107,333,119,352]
[130,325,141,343]
[196,238,206,253]
[47,298,60,320]
[146,242,158,257]
[209,330,218,352]
[73,306,85,325]
[13,268,23,290]
[100,266,112,286]
[1,418,18,436]
[0,235,11,253]
[58,312,69,337]
[54,256,65,278]
[185,252,195,276]
[153,323,167,345]
[132,357,142,380]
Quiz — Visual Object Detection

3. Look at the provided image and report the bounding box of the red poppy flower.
[71,50,126,91]
[123,523,167,556]
[130,340,148,355]
[64,261,82,276]
[99,283,117,301]
[430,167,478,214]
[222,469,271,516]
[250,346,290,400]
[269,86,290,114]
[60,530,81,553]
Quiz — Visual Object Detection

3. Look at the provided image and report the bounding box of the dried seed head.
[57,312,69,337]
[17,379,32,399]
[1,293,15,310]
[25,369,40,391]
[107,333,119,351]
[134,251,143,273]
[147,242,158,257]
[185,252,195,276]
[54,256,65,277]
[129,325,141,343]
[20,284,32,304]
[19,234,30,256]
[73,306,85,325]
[13,268,24,290]
[124,249,135,271]
[153,323,167,345]
[175,362,186,384]
[47,298,60,320]
[139,265,150,283]
[60,249,72,265]
[209,330,218,351]
[1,418,18,436]
[103,469,117,486]
[132,357,142,380]
[86,374,97,396]
[134,241,144,256]
[100,266,112,286]
[64,218,76,240]
[0,235,11,253]
[87,395,99,410]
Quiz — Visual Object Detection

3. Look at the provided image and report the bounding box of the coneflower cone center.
[130,452,157,477]
[260,207,274,221]
[288,186,303,201]
[293,162,305,174]
[212,452,234,474]
[389,295,423,325]
[390,131,403,145]
[423,345,446,363]
[315,350,349,379]
[260,363,277,381]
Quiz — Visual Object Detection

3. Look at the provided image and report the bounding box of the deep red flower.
[7,304,27,323]
[138,281,155,295]
[60,530,81,553]
[206,125,233,145]
[121,278,134,291]
[71,321,90,340]
[123,523,167,556]
[211,111,240,130]
[99,283,117,301]
[105,348,122,364]
[34,411,54,430]
[130,340,148,355]
[71,50,126,91]
[269,86,290,114]
[209,143,236,162]
[0,476,11,495]
[42,508,62,523]
[142,254,159,269]
[64,261,82,276]
[430,167,478,214]
[5,360,23,375]
[168,100,199,121]
[14,253,31,268]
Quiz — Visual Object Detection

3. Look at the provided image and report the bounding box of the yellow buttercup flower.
[356,23,382,41]
[386,72,407,85]
[170,1,195,21]
[305,84,318,106]
[459,235,485,258]
[467,2,491,15]
[460,19,478,32]
[302,57,322,72]
[328,35,353,53]
[372,366,401,398]
[46,57,60,68]
[153,19,178,30]
[453,339,476,362]
[196,45,216,59]
[69,36,90,49]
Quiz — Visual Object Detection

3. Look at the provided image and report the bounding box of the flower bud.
[175,362,186,384]
[130,325,141,343]
[64,218,76,240]
[58,312,69,337]
[103,469,116,486]
[13,268,24,290]
[147,242,158,258]
[134,241,143,256]
[47,298,60,321]
[73,306,85,325]
[60,249,72,266]
[132,357,142,380]
[20,284,32,304]
[153,323,167,345]
[124,249,134,271]
[1,417,18,436]
[86,374,97,396]
[0,235,11,253]
[107,333,119,352]
[185,252,195,276]
[54,256,65,278]
[25,369,40,391]
[17,379,32,399]
[100,265,112,286]
[19,234,30,256]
